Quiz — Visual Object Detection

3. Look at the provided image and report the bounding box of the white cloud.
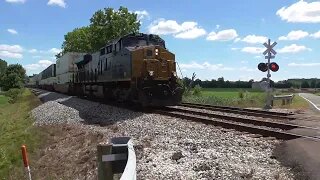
[216,24,220,29]
[0,44,23,53]
[24,60,53,72]
[241,47,265,54]
[241,35,267,44]
[278,44,311,53]
[0,51,23,59]
[288,62,320,67]
[231,47,240,51]
[233,37,241,43]
[0,44,23,59]
[206,29,238,41]
[47,0,66,8]
[254,55,261,59]
[180,62,234,71]
[310,31,320,38]
[5,0,25,3]
[7,29,18,35]
[28,49,38,53]
[239,67,256,72]
[148,19,206,39]
[49,48,61,54]
[278,30,309,40]
[276,0,320,23]
[174,26,206,39]
[135,10,150,21]
[179,61,256,73]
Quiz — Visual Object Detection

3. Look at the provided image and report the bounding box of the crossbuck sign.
[263,40,277,59]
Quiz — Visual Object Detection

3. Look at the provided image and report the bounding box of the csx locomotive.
[29,33,183,106]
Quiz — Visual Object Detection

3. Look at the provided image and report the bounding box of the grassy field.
[0,89,42,179]
[183,88,309,109]
[0,95,9,106]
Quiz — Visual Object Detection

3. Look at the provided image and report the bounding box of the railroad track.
[180,102,295,119]
[31,89,318,141]
[155,106,319,141]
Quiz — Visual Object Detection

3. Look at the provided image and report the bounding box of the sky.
[0,0,320,81]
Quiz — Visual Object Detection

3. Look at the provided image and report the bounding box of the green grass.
[183,88,309,109]
[0,95,9,106]
[0,89,42,179]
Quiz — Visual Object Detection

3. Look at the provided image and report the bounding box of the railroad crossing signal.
[259,39,278,109]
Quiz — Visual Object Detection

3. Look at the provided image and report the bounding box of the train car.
[54,52,85,93]
[39,64,56,91]
[70,33,183,106]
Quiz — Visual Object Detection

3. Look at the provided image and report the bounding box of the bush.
[4,88,23,103]
[193,84,202,96]
[238,90,244,99]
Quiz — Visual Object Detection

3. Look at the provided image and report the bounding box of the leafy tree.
[5,64,26,80]
[61,26,93,54]
[0,64,26,91]
[1,73,23,91]
[60,6,140,55]
[217,77,225,88]
[301,81,310,88]
[0,59,7,76]
[89,6,140,51]
[311,79,317,88]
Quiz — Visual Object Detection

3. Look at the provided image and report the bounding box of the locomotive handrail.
[98,137,136,180]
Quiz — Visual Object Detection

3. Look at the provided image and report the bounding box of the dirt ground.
[20,124,108,180]
[11,106,320,180]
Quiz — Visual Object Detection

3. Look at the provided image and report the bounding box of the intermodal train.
[28,33,183,106]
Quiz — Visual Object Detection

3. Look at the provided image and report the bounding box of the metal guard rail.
[98,137,136,180]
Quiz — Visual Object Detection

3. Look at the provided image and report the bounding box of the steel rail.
[179,103,296,120]
[181,102,294,117]
[155,110,319,141]
[163,106,315,130]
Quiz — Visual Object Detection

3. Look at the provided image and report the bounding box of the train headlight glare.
[155,49,159,56]
[149,71,154,76]
[172,71,177,77]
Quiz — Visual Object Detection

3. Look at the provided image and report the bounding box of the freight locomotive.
[29,33,183,106]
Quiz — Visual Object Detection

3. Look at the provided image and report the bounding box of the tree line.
[183,77,320,89]
[0,59,26,91]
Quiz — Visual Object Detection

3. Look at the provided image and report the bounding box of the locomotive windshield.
[123,36,147,47]
[122,34,166,48]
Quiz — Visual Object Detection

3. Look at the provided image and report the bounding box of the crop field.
[183,88,309,109]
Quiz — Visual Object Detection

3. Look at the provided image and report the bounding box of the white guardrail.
[272,94,294,106]
[97,137,136,180]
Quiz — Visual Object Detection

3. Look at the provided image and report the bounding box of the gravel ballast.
[31,90,296,179]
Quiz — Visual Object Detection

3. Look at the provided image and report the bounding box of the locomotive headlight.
[172,71,177,77]
[148,71,154,76]
[155,48,159,56]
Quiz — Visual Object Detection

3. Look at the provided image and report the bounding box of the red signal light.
[269,62,279,72]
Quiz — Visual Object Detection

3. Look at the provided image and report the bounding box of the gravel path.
[31,89,296,180]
